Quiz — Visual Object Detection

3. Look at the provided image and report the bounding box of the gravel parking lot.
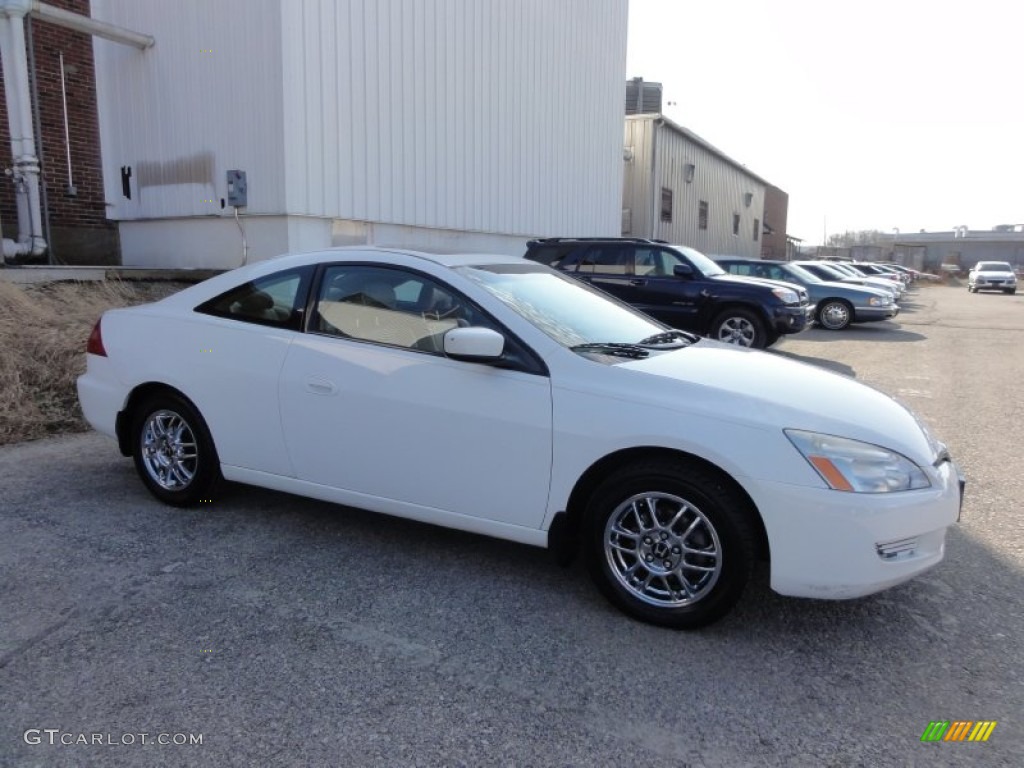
[1,284,1021,767]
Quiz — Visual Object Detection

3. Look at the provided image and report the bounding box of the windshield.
[782,263,821,283]
[670,245,726,277]
[459,263,666,348]
[827,263,858,276]
[978,262,1012,272]
[805,263,848,281]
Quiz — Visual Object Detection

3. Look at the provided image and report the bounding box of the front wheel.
[131,393,220,506]
[584,458,757,629]
[1005,288,1016,295]
[817,299,853,330]
[710,308,767,349]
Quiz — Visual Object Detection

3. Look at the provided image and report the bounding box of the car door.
[278,264,554,529]
[622,246,706,331]
[569,244,636,302]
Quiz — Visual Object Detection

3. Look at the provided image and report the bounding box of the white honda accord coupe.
[77,247,963,628]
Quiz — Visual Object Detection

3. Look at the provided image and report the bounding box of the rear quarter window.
[526,244,575,267]
[195,267,313,330]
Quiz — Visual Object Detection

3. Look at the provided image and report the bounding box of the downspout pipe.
[0,0,153,261]
[649,116,664,240]
[0,0,46,258]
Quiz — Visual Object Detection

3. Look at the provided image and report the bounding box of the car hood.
[814,280,889,298]
[612,341,935,463]
[708,273,808,301]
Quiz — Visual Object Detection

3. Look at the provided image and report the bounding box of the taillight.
[86,318,107,357]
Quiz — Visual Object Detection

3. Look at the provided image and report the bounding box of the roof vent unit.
[626,77,663,115]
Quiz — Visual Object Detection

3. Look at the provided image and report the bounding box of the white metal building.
[89,0,627,267]
[622,114,767,259]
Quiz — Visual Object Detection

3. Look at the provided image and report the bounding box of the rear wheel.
[817,299,853,330]
[710,308,766,349]
[584,458,757,629]
[131,393,220,506]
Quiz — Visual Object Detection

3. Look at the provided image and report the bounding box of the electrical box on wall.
[226,170,247,207]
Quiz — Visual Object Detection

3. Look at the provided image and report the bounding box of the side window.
[528,244,575,267]
[767,266,788,281]
[195,267,312,329]
[728,263,753,276]
[635,247,683,276]
[576,247,631,275]
[313,265,489,353]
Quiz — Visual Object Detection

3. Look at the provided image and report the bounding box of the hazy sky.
[626,0,1024,244]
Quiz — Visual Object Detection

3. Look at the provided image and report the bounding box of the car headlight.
[867,296,890,306]
[771,287,799,304]
[785,429,931,493]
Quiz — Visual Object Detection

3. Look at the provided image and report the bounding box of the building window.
[698,201,708,230]
[660,188,673,223]
[753,218,760,241]
[733,214,740,235]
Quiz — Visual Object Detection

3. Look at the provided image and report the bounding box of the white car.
[77,247,963,629]
[968,261,1017,294]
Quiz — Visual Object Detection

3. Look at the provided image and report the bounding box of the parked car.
[77,247,963,629]
[968,261,1017,294]
[879,263,921,282]
[715,258,898,330]
[524,238,814,349]
[803,261,903,300]
[841,262,907,293]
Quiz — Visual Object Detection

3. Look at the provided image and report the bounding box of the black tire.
[583,458,757,629]
[1005,289,1016,295]
[709,308,767,349]
[816,299,853,331]
[131,392,220,506]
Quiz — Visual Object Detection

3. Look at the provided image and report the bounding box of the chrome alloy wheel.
[604,492,722,607]
[716,316,756,346]
[140,409,199,491]
[819,301,851,330]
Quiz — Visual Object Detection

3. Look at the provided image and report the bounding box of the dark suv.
[524,238,814,348]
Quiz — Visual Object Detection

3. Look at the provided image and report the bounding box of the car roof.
[240,246,528,274]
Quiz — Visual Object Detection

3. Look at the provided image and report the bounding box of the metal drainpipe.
[0,2,46,256]
[26,16,55,262]
[650,117,663,240]
[0,0,153,260]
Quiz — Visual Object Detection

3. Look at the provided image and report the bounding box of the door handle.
[305,377,337,396]
[630,279,647,286]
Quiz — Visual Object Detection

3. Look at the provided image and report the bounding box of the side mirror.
[443,327,505,361]
[672,264,694,278]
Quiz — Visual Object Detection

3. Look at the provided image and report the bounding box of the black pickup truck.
[524,238,814,348]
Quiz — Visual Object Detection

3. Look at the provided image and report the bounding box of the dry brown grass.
[0,279,191,445]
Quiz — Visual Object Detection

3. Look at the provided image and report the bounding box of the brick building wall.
[0,0,118,264]
[760,183,789,260]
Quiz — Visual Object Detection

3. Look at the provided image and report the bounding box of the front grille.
[876,537,918,561]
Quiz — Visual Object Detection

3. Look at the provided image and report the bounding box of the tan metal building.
[622,114,767,259]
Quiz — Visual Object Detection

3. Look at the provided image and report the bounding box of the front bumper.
[747,459,962,599]
[854,304,899,322]
[974,279,1017,290]
[771,304,816,336]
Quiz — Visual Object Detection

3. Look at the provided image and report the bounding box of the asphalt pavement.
[1,283,1021,767]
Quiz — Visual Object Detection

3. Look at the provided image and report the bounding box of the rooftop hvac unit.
[626,77,663,115]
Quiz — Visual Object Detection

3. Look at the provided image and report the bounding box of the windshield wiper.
[570,342,649,359]
[636,330,699,347]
